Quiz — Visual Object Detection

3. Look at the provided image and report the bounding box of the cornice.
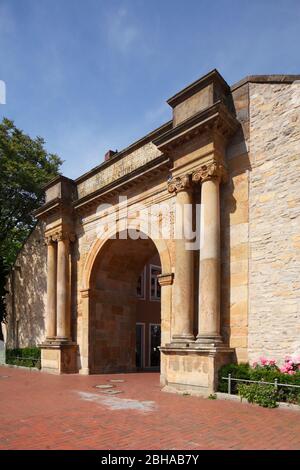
[167,69,230,108]
[231,74,300,92]
[33,198,62,219]
[42,174,75,191]
[152,101,238,154]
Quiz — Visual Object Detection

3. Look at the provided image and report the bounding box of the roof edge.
[231,74,300,92]
[75,119,172,185]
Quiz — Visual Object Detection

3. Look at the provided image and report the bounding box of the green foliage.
[0,257,8,340]
[237,383,278,408]
[218,363,251,393]
[208,393,217,400]
[6,347,41,368]
[219,362,300,406]
[0,117,62,324]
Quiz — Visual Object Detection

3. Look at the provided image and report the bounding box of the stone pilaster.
[45,237,57,339]
[168,175,194,343]
[54,231,74,341]
[192,162,226,345]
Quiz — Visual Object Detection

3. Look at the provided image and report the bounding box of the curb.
[1,363,40,372]
[216,392,300,411]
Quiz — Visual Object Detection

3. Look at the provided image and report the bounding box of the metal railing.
[223,374,300,395]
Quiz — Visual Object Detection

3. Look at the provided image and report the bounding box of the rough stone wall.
[248,82,300,363]
[5,222,47,348]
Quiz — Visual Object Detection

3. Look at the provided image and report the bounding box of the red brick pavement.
[0,365,299,450]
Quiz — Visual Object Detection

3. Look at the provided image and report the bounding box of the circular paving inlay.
[95,384,114,389]
[100,389,123,395]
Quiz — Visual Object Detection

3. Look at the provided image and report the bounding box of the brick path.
[0,365,299,450]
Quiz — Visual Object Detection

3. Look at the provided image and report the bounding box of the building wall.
[5,222,47,349]
[221,81,250,363]
[3,77,300,371]
[248,82,300,364]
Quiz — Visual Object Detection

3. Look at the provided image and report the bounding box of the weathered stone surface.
[248,82,300,364]
[4,72,300,393]
[5,223,47,348]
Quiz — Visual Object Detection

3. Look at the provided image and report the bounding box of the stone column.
[193,162,226,345]
[46,237,57,339]
[56,233,71,341]
[168,175,194,343]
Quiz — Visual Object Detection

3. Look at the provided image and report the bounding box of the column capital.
[45,235,55,245]
[192,161,227,184]
[167,174,191,194]
[52,231,76,243]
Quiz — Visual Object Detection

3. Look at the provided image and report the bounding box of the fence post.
[228,373,232,395]
[274,378,278,391]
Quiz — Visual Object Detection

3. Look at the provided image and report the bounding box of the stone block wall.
[248,82,300,363]
[5,222,47,348]
[3,75,300,374]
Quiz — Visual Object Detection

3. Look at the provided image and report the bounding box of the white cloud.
[105,6,140,54]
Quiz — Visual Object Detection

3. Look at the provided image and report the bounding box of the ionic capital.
[192,162,227,184]
[167,174,191,194]
[51,231,76,243]
[45,236,54,246]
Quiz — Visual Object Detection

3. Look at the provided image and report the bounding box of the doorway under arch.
[88,230,164,374]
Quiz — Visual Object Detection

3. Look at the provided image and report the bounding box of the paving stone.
[1,366,300,450]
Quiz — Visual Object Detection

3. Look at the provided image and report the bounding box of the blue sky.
[0,0,300,179]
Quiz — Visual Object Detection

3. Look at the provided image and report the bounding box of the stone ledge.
[39,341,77,350]
[231,74,300,92]
[161,345,234,356]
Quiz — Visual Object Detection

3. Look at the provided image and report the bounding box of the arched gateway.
[29,69,300,395]
[35,70,237,395]
[82,228,172,377]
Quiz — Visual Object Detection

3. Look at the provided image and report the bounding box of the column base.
[160,344,234,395]
[171,334,195,346]
[196,334,223,347]
[39,341,78,374]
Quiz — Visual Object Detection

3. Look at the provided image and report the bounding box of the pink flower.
[269,360,276,366]
[288,370,296,375]
[260,357,268,366]
[253,362,258,368]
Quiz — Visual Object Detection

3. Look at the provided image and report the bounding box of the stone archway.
[81,229,173,377]
[37,69,240,392]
